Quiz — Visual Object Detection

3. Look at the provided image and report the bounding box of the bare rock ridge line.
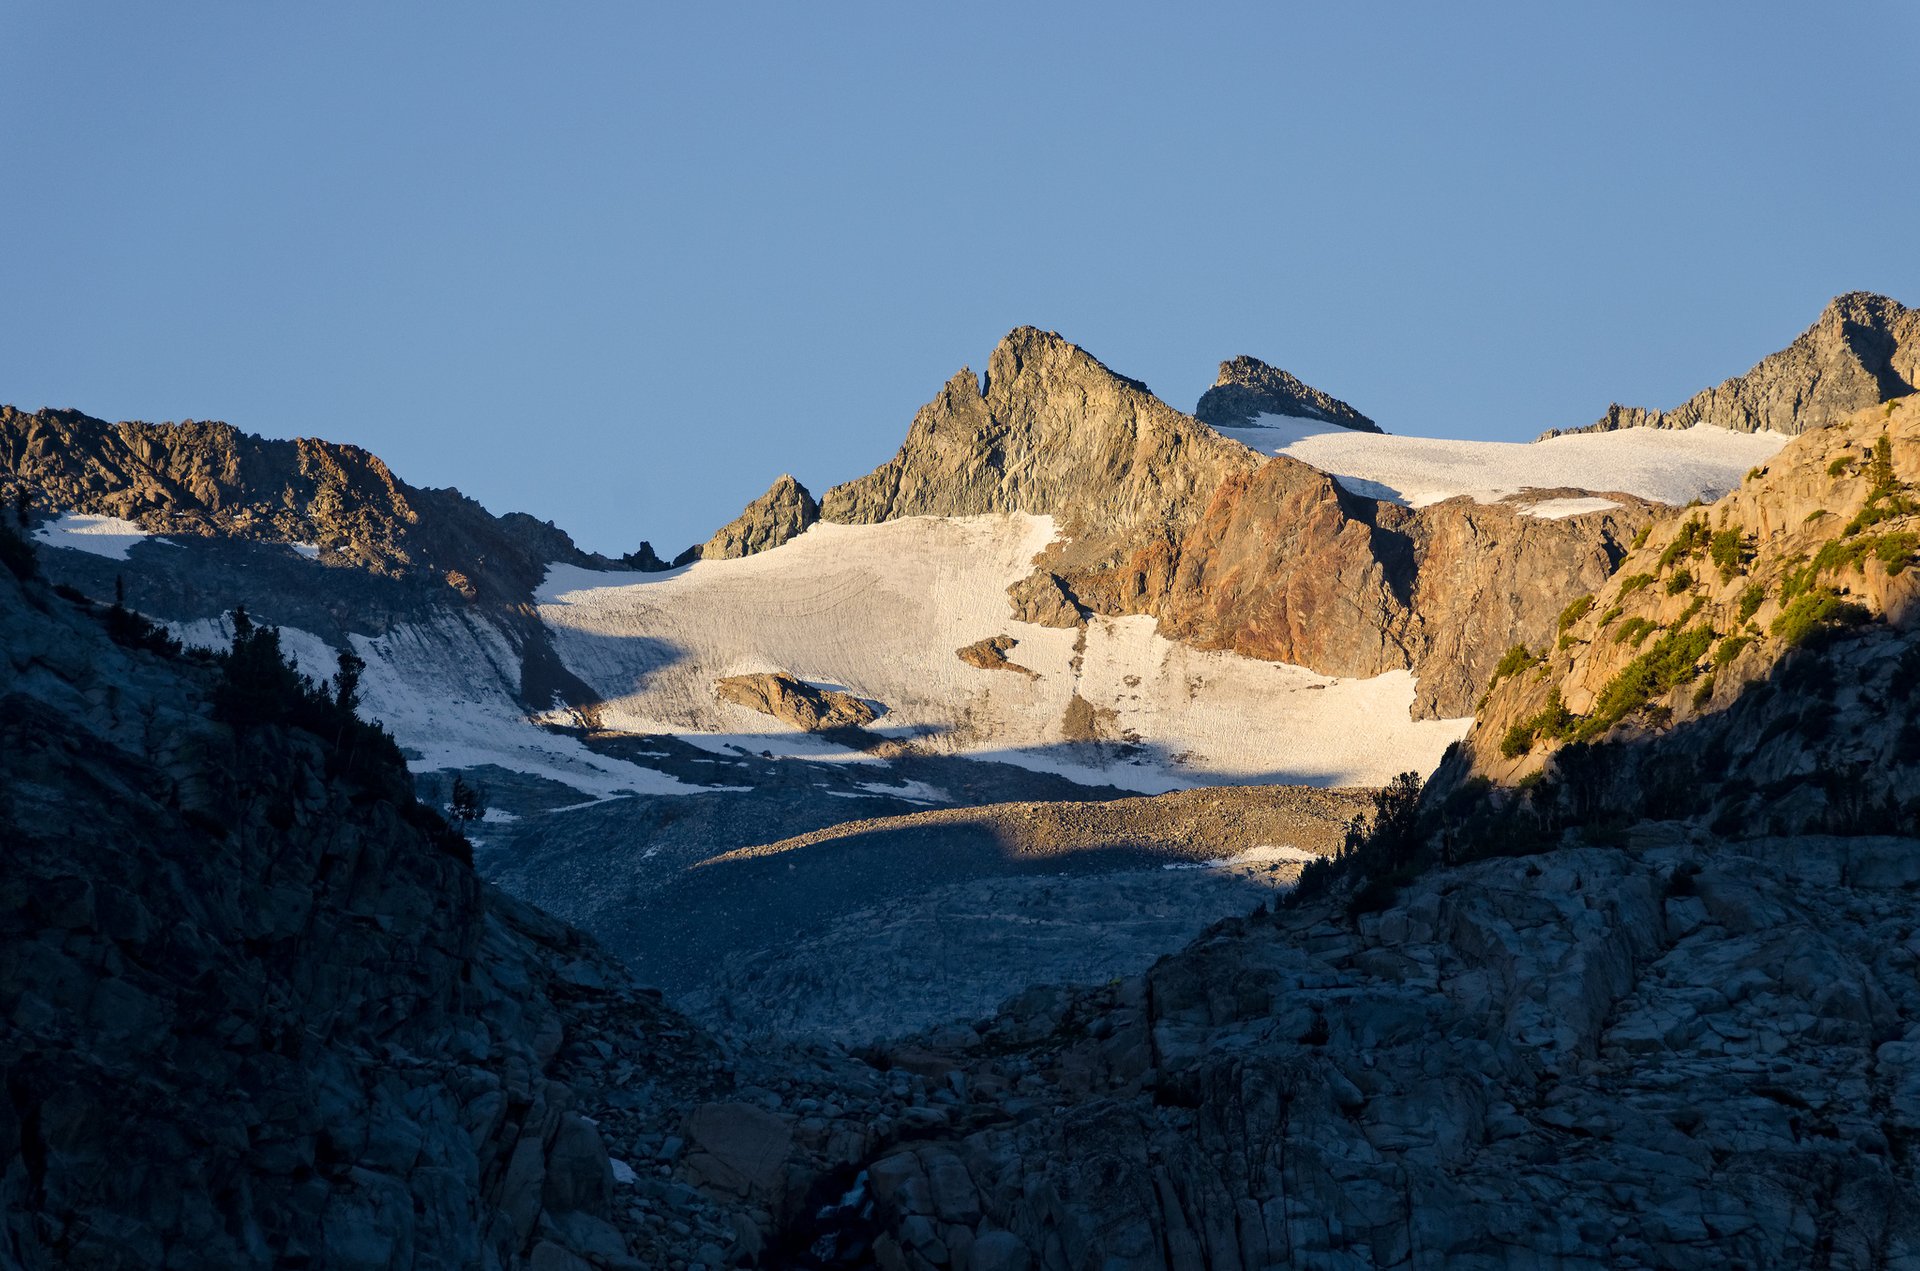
[1194,354,1382,432]
[1550,290,1920,438]
[0,405,597,605]
[700,472,819,560]
[0,405,614,715]
[818,325,1258,532]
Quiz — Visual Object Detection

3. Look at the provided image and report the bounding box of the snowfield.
[33,513,174,559]
[537,515,1470,792]
[1215,415,1789,509]
[146,413,1770,803]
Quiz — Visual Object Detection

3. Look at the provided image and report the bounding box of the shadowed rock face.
[840,823,1920,1270]
[0,553,725,1269]
[1554,291,1919,438]
[1194,355,1381,432]
[701,473,818,560]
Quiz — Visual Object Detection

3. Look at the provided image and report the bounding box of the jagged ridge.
[1551,291,1919,438]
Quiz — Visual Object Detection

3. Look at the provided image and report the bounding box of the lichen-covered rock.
[1193,355,1380,432]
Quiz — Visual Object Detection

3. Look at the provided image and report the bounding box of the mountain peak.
[985,326,1152,397]
[1554,290,1917,438]
[700,473,818,560]
[1194,357,1381,432]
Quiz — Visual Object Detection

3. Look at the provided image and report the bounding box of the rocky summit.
[3,292,1920,1268]
[1194,357,1381,433]
[1553,291,1920,438]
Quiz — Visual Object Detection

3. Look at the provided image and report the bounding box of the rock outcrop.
[714,671,878,731]
[1447,394,1920,830]
[1016,450,1647,715]
[820,328,1259,534]
[700,474,818,560]
[836,823,1920,1269]
[1194,355,1381,432]
[955,634,1037,678]
[0,406,596,604]
[1552,291,1919,438]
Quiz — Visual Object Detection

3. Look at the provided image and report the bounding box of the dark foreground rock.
[834,827,1920,1269]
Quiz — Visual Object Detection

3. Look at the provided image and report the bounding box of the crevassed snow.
[171,610,704,800]
[536,515,1469,791]
[34,513,175,560]
[1214,415,1788,509]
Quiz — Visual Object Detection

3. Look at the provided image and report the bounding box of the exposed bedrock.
[714,671,879,731]
[1554,290,1919,438]
[1193,354,1380,432]
[701,473,819,560]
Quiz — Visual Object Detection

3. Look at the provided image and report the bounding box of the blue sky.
[4,3,1916,555]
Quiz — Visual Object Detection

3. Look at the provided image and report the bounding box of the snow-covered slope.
[169,611,702,800]
[1215,415,1790,510]
[537,514,1469,792]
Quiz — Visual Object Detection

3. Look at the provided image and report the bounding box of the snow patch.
[1519,497,1623,519]
[288,542,321,559]
[1215,415,1788,509]
[34,513,174,560]
[855,779,950,804]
